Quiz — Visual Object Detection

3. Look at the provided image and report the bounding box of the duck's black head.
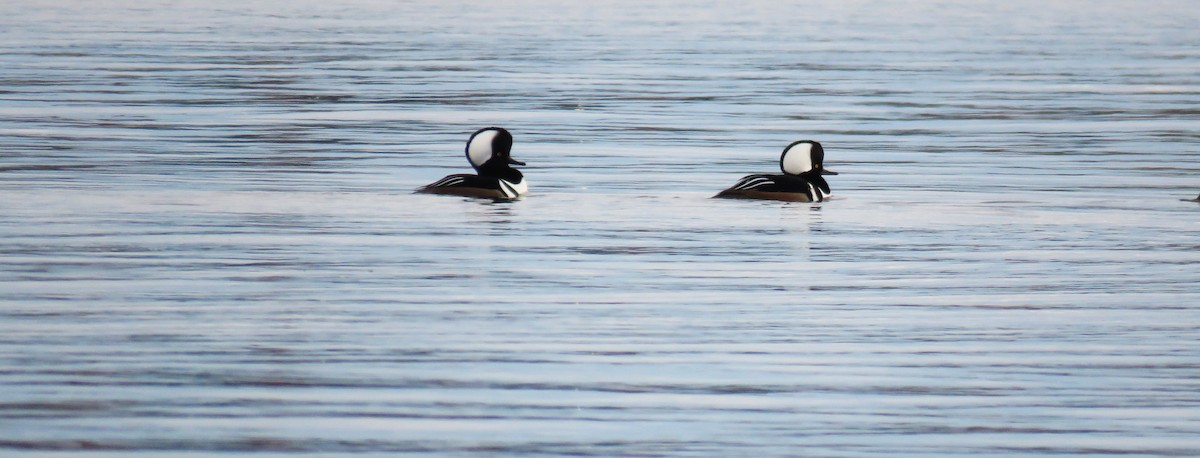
[466,127,524,177]
[780,140,837,176]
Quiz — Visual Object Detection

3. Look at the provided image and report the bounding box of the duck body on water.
[417,127,527,200]
[714,140,838,202]
[419,132,844,203]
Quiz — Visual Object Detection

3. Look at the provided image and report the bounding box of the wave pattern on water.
[2,0,1200,456]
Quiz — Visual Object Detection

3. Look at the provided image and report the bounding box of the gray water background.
[2,0,1199,456]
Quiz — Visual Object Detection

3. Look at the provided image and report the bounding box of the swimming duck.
[417,127,527,200]
[714,140,838,202]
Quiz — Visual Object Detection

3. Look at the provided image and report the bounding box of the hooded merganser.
[417,127,527,200]
[714,140,838,202]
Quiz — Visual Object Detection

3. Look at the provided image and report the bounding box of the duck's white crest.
[781,142,814,175]
[467,129,499,168]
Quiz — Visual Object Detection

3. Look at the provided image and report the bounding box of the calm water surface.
[2,0,1199,456]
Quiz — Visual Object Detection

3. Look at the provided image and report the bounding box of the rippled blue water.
[2,0,1199,456]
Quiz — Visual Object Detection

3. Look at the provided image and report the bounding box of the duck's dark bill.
[509,158,526,166]
[821,169,839,175]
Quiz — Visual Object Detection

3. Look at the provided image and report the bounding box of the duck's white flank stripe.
[733,176,771,191]
[499,178,527,198]
[428,176,464,188]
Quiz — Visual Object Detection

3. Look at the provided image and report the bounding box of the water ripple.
[3,0,1200,456]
